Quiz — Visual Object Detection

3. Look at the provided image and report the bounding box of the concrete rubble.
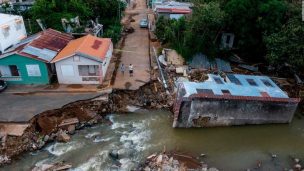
[141,152,218,171]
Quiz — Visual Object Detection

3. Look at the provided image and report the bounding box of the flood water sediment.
[2,110,304,171]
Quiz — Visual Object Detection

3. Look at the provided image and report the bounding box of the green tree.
[30,0,92,31]
[224,0,288,61]
[264,17,304,70]
[29,0,125,42]
[185,1,225,58]
[1,2,11,13]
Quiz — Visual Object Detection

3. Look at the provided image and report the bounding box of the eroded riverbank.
[1,110,304,170]
[0,80,173,166]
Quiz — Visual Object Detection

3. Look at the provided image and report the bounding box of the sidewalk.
[113,0,151,90]
[3,84,105,94]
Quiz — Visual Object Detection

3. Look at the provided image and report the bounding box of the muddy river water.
[2,110,304,171]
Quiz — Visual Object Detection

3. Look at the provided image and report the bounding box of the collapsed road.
[0,80,174,166]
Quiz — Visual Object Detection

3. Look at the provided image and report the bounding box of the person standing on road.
[129,64,133,77]
[120,63,125,75]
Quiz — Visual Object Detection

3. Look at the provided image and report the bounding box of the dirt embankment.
[0,80,174,166]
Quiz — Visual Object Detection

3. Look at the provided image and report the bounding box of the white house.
[0,13,27,54]
[51,34,113,84]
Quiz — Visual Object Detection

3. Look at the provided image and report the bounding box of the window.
[196,89,214,94]
[246,79,257,86]
[61,65,74,76]
[221,89,231,95]
[78,65,99,76]
[9,65,20,76]
[0,65,20,77]
[226,35,231,44]
[227,74,242,85]
[213,77,224,84]
[261,79,274,87]
[26,65,41,76]
[0,65,12,76]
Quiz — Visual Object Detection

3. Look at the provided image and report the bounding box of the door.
[9,65,20,76]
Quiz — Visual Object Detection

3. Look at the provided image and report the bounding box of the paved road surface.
[113,0,150,90]
[0,92,100,122]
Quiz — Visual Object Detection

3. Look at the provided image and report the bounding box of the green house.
[0,53,51,85]
[0,29,73,85]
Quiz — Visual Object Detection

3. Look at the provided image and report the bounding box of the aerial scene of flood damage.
[0,0,303,170]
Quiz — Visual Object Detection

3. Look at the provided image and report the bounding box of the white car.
[139,19,148,28]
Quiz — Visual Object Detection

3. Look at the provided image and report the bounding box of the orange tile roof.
[52,34,112,63]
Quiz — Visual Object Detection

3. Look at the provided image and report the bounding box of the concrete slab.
[0,123,29,136]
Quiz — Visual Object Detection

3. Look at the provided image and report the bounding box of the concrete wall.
[54,42,112,85]
[55,55,102,84]
[102,42,113,78]
[0,15,27,53]
[174,98,299,128]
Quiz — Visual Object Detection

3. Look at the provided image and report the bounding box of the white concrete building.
[0,13,27,54]
[51,34,113,84]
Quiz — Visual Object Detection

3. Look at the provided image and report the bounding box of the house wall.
[0,15,27,53]
[174,98,299,128]
[55,55,103,84]
[102,42,113,78]
[0,54,50,85]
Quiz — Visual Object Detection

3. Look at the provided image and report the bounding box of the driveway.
[0,92,100,122]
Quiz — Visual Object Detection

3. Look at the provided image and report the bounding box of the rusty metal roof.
[18,29,74,62]
[27,28,73,52]
[0,29,74,62]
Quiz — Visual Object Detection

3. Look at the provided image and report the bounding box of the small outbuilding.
[51,34,113,84]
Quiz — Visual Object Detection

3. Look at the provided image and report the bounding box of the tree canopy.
[26,0,125,43]
[265,17,304,70]
[155,0,303,70]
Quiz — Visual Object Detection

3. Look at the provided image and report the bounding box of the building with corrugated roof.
[0,29,73,85]
[51,34,113,84]
[173,74,300,127]
[154,1,192,19]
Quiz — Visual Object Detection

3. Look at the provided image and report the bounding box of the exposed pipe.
[153,46,169,94]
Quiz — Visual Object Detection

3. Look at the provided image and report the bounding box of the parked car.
[139,18,148,28]
[0,79,7,92]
